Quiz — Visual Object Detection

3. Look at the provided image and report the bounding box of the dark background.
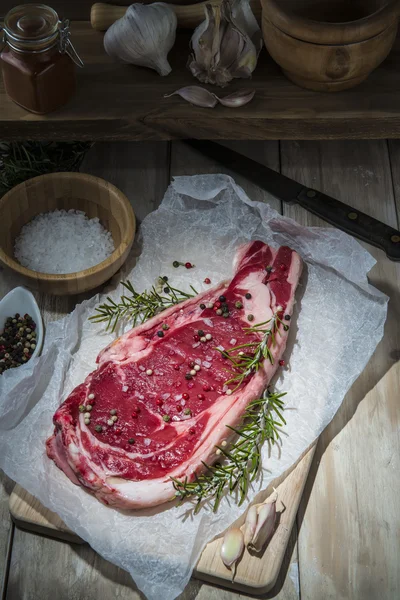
[0,1,131,20]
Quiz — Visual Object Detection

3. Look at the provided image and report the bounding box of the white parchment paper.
[0,175,388,600]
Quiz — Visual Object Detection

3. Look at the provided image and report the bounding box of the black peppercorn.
[284,314,291,321]
[245,293,252,299]
[199,303,206,310]
[219,295,226,302]
[185,373,192,380]
[157,331,164,338]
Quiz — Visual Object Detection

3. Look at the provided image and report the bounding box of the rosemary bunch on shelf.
[0,141,92,197]
[172,389,286,513]
[89,279,197,332]
[217,312,284,390]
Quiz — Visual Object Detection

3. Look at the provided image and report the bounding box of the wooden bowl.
[262,0,400,91]
[0,172,136,296]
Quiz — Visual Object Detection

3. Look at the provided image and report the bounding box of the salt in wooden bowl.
[0,172,136,296]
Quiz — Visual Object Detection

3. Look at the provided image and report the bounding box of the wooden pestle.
[90,1,262,31]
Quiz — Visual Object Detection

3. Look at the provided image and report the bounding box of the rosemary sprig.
[0,141,92,197]
[172,389,286,513]
[217,312,283,390]
[89,279,197,332]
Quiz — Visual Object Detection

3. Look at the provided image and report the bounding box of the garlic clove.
[243,504,258,546]
[193,4,218,71]
[217,88,255,107]
[218,14,244,70]
[104,3,177,76]
[231,0,263,54]
[248,499,277,553]
[221,527,244,581]
[164,86,218,108]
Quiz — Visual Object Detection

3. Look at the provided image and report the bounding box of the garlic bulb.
[104,3,177,76]
[188,0,262,87]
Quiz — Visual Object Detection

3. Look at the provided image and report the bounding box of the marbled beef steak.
[47,241,302,509]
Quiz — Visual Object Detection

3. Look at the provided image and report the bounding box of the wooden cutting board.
[9,444,315,594]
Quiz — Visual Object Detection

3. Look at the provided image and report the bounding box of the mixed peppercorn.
[0,313,37,374]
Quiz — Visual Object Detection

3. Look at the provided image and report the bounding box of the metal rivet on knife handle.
[306,189,316,198]
[348,212,358,220]
[391,235,400,243]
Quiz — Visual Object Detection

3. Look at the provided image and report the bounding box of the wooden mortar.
[261,0,400,91]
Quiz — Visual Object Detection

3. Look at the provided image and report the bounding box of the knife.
[185,139,400,262]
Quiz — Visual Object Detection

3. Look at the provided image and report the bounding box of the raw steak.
[46,241,302,509]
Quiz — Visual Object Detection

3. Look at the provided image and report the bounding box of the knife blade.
[185,139,400,262]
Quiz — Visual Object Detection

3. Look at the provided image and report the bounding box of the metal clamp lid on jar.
[0,4,83,67]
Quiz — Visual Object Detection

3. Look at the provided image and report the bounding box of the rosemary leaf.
[172,389,286,511]
[90,278,196,331]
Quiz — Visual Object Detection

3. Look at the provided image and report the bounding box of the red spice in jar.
[0,4,82,114]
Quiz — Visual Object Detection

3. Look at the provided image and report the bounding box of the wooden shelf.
[2,22,400,141]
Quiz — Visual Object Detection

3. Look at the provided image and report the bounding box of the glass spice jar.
[0,4,83,114]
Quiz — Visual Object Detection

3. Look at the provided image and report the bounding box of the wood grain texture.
[2,25,400,141]
[80,142,170,223]
[280,140,400,600]
[262,16,398,92]
[91,1,261,31]
[262,0,400,44]
[9,446,315,595]
[0,172,136,296]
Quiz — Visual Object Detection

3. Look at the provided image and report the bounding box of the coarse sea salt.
[14,209,115,274]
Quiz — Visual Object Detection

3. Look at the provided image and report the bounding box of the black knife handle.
[297,189,400,261]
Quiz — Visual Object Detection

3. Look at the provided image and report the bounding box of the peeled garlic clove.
[104,3,177,76]
[249,500,277,553]
[217,89,255,107]
[164,86,218,108]
[243,504,258,546]
[221,527,244,580]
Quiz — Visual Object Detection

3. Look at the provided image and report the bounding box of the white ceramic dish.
[0,287,44,361]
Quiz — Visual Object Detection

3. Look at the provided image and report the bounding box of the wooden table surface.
[0,139,399,600]
[2,25,400,142]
